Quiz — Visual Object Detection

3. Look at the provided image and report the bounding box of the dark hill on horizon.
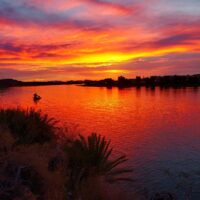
[0,79,83,88]
[0,79,22,87]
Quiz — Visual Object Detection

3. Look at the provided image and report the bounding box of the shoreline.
[1,74,200,88]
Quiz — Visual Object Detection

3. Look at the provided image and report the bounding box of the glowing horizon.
[0,0,200,81]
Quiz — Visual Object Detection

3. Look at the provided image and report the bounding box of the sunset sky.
[0,0,200,81]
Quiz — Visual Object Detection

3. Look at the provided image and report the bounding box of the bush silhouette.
[0,108,132,200]
[0,108,57,145]
[66,133,132,198]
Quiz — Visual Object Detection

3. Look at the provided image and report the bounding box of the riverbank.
[83,74,200,88]
[1,74,200,89]
[0,79,84,88]
[0,108,134,200]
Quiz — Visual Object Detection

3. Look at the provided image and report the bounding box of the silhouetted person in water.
[33,93,41,103]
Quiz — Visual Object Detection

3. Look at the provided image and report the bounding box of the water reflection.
[1,85,200,198]
[0,87,11,95]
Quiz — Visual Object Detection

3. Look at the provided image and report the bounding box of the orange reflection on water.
[1,86,200,152]
[1,85,200,195]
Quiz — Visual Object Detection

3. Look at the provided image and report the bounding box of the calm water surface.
[1,85,200,198]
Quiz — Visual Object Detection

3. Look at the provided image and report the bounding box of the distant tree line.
[83,74,200,88]
[1,74,200,88]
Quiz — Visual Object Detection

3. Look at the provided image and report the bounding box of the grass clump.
[0,108,57,145]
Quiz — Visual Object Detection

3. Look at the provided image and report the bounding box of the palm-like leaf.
[66,133,132,198]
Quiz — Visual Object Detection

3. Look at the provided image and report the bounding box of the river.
[1,85,200,199]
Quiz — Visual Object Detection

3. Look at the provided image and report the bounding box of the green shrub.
[0,108,57,145]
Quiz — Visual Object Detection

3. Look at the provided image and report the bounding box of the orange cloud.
[0,0,200,80]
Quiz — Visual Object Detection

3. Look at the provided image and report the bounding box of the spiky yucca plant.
[0,108,57,145]
[66,133,132,199]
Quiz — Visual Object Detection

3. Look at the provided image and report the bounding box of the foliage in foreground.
[0,129,67,200]
[66,133,132,199]
[0,108,133,200]
[0,108,57,144]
